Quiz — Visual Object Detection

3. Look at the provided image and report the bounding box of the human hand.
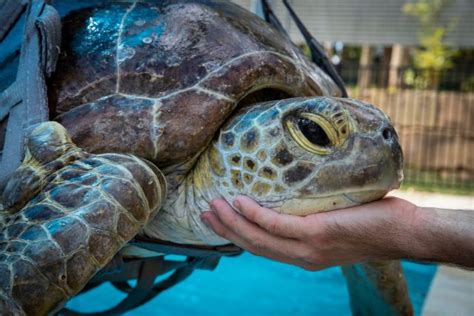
[201,196,417,270]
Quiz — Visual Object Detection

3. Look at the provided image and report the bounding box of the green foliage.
[404,0,446,28]
[403,0,458,88]
[401,181,473,196]
[415,27,455,69]
[403,68,429,89]
[460,75,474,92]
[402,167,473,195]
[342,46,362,63]
[297,43,312,60]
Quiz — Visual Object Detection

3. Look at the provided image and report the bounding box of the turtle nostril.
[382,128,392,141]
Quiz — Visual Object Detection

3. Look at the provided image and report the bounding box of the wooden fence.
[348,87,473,189]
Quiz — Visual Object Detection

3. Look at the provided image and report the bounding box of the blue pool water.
[66,253,437,315]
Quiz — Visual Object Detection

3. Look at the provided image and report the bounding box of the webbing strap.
[58,241,241,315]
[58,255,233,315]
[281,0,348,97]
[260,0,288,37]
[0,0,27,42]
[259,0,348,98]
[0,0,61,188]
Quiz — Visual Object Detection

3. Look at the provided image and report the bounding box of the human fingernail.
[201,213,211,226]
[233,199,241,209]
[209,204,217,212]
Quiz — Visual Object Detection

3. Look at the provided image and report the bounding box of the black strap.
[281,0,348,97]
[59,251,241,316]
[91,258,173,315]
[260,0,288,37]
[0,0,61,188]
[130,236,243,258]
[0,0,27,42]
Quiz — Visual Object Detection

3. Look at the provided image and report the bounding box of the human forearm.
[408,206,474,268]
[202,196,474,270]
[327,199,474,268]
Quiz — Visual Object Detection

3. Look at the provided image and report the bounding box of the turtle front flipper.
[342,261,413,316]
[0,122,166,315]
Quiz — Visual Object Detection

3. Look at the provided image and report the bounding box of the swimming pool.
[66,253,437,315]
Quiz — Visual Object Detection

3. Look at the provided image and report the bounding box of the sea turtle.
[0,0,407,315]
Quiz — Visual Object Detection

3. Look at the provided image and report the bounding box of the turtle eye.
[298,118,331,147]
[286,113,339,155]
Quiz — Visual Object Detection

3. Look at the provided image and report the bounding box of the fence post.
[358,45,373,90]
[388,44,409,89]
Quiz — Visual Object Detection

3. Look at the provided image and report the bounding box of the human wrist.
[323,197,419,262]
[382,198,420,260]
[396,203,434,261]
[409,206,474,267]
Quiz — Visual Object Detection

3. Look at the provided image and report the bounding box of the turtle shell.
[50,0,341,167]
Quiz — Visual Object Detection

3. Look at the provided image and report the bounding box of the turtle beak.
[296,118,403,203]
[380,123,404,188]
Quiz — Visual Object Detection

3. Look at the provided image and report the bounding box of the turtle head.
[196,97,403,215]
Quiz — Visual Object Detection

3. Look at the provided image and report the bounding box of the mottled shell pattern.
[51,0,340,171]
[0,1,407,314]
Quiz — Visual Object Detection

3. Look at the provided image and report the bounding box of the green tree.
[403,0,458,89]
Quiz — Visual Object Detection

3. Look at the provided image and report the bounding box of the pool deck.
[388,190,474,316]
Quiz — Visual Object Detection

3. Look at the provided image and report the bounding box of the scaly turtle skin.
[0,1,409,314]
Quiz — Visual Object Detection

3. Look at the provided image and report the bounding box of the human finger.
[206,199,306,258]
[234,195,308,239]
[201,210,307,266]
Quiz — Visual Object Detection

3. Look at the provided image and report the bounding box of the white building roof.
[233,0,474,47]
